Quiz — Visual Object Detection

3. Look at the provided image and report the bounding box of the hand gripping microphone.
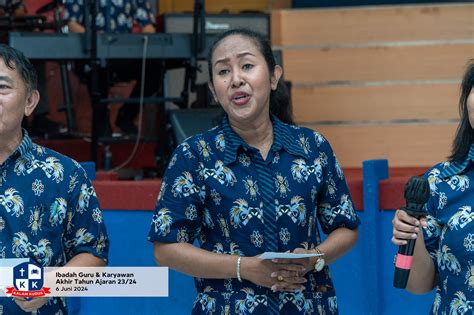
[393,176,430,289]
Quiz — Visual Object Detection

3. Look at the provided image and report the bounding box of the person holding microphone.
[391,60,474,314]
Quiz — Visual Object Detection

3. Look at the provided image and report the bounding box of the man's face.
[0,58,38,137]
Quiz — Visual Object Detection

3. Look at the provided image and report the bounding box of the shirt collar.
[439,144,474,178]
[272,115,307,158]
[18,129,34,157]
[222,115,307,165]
[1,129,33,165]
[222,115,246,165]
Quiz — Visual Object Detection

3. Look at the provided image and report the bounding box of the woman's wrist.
[236,256,243,282]
[310,247,326,272]
[238,256,253,282]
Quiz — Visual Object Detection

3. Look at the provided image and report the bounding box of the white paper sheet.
[258,252,324,260]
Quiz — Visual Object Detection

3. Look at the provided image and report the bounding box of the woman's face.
[209,35,281,126]
[468,87,474,128]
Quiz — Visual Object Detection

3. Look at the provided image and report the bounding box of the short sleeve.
[148,142,205,244]
[316,138,361,234]
[63,166,109,262]
[133,0,156,27]
[422,171,442,274]
[63,0,83,24]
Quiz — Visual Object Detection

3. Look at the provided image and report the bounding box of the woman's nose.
[231,71,244,88]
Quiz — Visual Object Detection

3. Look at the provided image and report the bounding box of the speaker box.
[163,13,270,37]
[168,108,223,145]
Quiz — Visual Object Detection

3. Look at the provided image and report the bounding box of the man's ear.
[271,65,283,90]
[24,90,39,117]
[208,82,218,103]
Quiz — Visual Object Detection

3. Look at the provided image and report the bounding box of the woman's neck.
[230,116,274,160]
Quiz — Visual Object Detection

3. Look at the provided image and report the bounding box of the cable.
[110,34,148,173]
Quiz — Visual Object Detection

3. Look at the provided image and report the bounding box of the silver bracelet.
[236,256,243,282]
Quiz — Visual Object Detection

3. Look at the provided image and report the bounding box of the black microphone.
[393,176,430,289]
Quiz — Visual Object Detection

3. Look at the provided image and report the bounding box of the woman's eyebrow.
[214,52,256,67]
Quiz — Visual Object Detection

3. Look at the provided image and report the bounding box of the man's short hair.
[0,44,37,93]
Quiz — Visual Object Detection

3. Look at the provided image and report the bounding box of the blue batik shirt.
[0,131,109,315]
[423,144,474,314]
[64,0,155,33]
[148,115,360,315]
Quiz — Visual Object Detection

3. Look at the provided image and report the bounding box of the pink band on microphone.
[395,254,413,270]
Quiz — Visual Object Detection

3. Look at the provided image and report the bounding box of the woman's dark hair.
[0,44,37,93]
[207,28,294,125]
[449,60,474,162]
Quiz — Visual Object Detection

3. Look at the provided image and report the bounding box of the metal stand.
[53,4,76,134]
[83,0,102,163]
[82,0,207,171]
[178,0,205,108]
[155,0,206,174]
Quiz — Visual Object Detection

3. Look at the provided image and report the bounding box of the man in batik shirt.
[0,44,109,314]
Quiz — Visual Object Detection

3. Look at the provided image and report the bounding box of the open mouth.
[232,93,250,105]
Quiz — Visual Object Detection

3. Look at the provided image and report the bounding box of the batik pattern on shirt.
[0,131,109,315]
[64,0,155,33]
[423,144,474,314]
[148,115,360,315]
